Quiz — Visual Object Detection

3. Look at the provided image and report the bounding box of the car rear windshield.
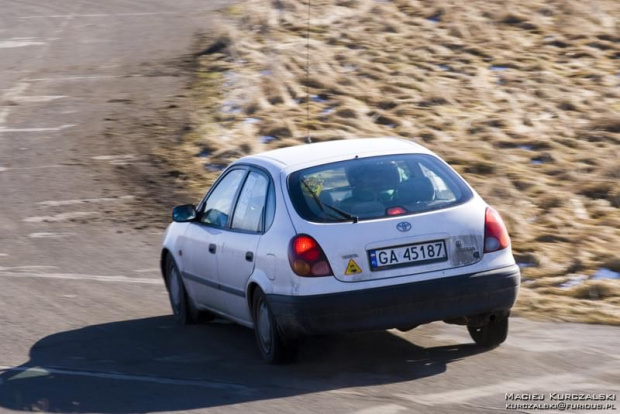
[288,154,473,223]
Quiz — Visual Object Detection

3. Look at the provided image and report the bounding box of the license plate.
[369,240,448,270]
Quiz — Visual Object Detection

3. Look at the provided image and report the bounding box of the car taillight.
[484,207,510,253]
[289,234,333,277]
[386,206,406,216]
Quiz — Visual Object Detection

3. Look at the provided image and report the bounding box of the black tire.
[165,255,214,325]
[467,314,509,348]
[252,289,298,364]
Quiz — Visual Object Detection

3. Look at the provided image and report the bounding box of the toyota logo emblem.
[396,222,411,232]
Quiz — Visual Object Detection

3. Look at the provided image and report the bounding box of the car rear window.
[288,154,473,222]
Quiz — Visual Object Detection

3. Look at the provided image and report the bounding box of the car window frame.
[196,164,276,234]
[196,166,249,229]
[286,153,474,223]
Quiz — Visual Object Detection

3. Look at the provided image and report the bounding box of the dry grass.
[515,288,620,326]
[175,0,620,324]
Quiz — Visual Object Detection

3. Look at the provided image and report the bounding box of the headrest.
[397,176,435,203]
[346,161,401,188]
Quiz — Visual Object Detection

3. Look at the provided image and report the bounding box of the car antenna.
[305,0,312,144]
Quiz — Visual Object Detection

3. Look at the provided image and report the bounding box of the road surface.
[0,1,618,413]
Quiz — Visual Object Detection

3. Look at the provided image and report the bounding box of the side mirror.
[172,204,197,223]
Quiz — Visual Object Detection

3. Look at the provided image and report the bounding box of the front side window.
[201,169,246,227]
[288,154,472,223]
[231,171,269,232]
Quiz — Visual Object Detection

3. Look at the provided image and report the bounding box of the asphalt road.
[0,1,618,413]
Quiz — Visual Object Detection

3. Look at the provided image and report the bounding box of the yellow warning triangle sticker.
[345,259,363,275]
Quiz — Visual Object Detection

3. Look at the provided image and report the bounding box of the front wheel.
[252,289,298,364]
[467,314,509,348]
[165,255,214,324]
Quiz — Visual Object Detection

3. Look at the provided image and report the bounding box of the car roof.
[237,137,433,172]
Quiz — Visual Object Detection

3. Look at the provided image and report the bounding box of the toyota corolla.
[161,138,520,363]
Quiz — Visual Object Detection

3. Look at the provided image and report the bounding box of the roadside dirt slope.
[173,0,619,324]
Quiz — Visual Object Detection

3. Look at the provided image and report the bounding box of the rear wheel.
[252,289,298,364]
[467,314,509,348]
[165,255,214,324]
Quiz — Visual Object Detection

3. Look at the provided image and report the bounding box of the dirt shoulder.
[165,0,620,324]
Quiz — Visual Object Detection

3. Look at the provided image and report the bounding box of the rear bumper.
[267,265,520,336]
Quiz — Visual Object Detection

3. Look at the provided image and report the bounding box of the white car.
[161,138,520,363]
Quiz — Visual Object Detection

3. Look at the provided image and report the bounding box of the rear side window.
[288,154,472,222]
[232,171,269,232]
[264,182,276,231]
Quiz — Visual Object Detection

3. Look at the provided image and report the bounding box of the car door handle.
[208,243,216,254]
[245,251,254,262]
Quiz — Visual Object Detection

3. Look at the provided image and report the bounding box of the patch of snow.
[592,268,620,280]
[559,275,587,289]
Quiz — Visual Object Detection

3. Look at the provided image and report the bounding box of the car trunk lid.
[291,199,485,282]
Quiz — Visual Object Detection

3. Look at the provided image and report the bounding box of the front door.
[180,168,247,314]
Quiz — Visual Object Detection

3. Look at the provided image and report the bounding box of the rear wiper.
[301,179,358,223]
[324,202,359,223]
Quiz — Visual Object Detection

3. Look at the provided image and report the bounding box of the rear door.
[217,169,272,321]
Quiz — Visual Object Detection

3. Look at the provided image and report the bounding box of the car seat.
[340,162,402,216]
